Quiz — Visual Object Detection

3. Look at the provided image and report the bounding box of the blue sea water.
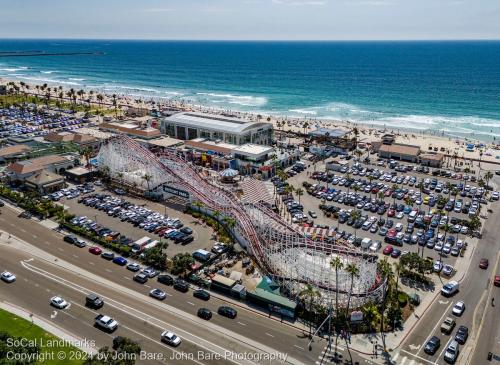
[1,39,500,141]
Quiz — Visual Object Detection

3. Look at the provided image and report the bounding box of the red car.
[383,245,394,255]
[89,246,102,255]
[387,209,395,217]
[479,258,489,269]
[494,276,500,287]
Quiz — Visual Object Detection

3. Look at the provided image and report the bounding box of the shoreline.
[2,76,500,166]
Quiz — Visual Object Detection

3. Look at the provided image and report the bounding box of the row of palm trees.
[298,256,401,353]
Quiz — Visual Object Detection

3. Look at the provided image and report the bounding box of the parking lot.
[56,185,217,257]
[276,156,496,280]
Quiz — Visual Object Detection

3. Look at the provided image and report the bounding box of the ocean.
[1,39,500,141]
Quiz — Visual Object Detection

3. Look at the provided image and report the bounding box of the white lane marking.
[24,258,34,263]
[32,235,37,239]
[144,284,151,288]
[44,241,51,245]
[400,349,438,365]
[123,276,130,280]
[57,247,63,252]
[187,301,195,306]
[165,292,172,297]
[238,321,246,326]
[21,261,261,364]
[50,311,58,319]
[88,262,95,266]
[20,228,26,233]
[392,353,399,361]
[72,254,79,258]
[265,333,274,338]
[45,289,50,292]
[417,301,454,355]
[400,357,407,365]
[294,345,304,350]
[105,269,112,273]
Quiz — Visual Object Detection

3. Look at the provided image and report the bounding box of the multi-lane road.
[0,204,374,365]
[395,191,500,365]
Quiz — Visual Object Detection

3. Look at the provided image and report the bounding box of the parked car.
[424,336,440,355]
[193,289,210,301]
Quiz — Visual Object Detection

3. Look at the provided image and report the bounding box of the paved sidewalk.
[0,301,97,354]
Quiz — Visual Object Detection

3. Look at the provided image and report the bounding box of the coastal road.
[0,203,373,365]
[396,199,500,365]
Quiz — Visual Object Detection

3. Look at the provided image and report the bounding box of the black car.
[86,293,104,309]
[101,252,115,260]
[19,211,32,219]
[173,279,189,293]
[0,200,4,207]
[157,274,174,286]
[217,306,237,319]
[193,289,210,301]
[424,336,440,355]
[197,308,212,320]
[64,235,78,244]
[455,325,468,344]
[180,227,193,235]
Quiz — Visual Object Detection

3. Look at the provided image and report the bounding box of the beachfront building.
[44,132,100,152]
[420,152,445,168]
[6,154,76,181]
[160,112,274,145]
[378,143,420,163]
[308,127,355,153]
[0,144,31,165]
[25,170,66,194]
[99,121,161,140]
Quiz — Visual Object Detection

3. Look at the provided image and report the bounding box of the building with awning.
[25,170,65,194]
[246,288,297,318]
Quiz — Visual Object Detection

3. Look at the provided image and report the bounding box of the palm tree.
[350,210,361,238]
[361,302,380,332]
[142,173,153,191]
[378,191,385,204]
[330,256,344,335]
[484,171,493,188]
[112,94,118,117]
[378,258,395,350]
[391,184,399,204]
[298,284,321,338]
[295,188,304,204]
[344,263,360,327]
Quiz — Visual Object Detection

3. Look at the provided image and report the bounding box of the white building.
[160,112,273,145]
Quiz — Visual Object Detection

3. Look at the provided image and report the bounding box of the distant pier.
[0,51,105,57]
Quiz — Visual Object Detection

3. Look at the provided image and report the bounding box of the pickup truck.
[440,317,456,335]
[95,314,118,332]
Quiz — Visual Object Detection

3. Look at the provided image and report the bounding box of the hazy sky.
[1,0,499,40]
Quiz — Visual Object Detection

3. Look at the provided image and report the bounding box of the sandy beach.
[3,76,500,168]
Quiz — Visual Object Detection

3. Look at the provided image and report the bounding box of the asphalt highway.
[0,205,347,365]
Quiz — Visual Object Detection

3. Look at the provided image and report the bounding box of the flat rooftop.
[164,112,272,134]
[379,143,420,156]
[232,144,274,156]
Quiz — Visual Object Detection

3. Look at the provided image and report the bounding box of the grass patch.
[0,308,85,365]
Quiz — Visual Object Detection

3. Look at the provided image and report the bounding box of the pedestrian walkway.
[391,352,425,365]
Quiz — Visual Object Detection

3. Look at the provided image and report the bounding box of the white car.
[442,264,454,276]
[369,241,381,252]
[433,260,443,272]
[149,288,166,300]
[50,296,68,309]
[161,331,181,346]
[452,301,465,316]
[1,271,16,283]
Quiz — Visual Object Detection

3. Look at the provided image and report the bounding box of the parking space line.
[19,228,26,233]
[72,254,78,258]
[187,301,195,306]
[294,345,304,350]
[44,241,51,245]
[144,284,151,288]
[265,332,274,337]
[32,235,37,239]
[57,247,63,252]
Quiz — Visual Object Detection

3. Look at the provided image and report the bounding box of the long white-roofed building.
[160,112,273,145]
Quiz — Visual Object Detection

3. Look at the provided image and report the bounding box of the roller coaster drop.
[97,135,386,308]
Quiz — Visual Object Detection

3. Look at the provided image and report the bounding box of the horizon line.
[1,37,500,42]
